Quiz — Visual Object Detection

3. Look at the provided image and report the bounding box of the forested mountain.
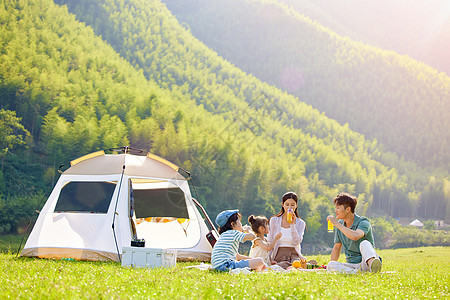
[0,0,448,242]
[278,0,450,76]
[162,0,450,172]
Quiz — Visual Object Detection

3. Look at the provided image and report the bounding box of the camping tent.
[21,147,217,262]
[409,219,424,227]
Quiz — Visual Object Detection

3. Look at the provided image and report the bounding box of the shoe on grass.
[370,258,382,273]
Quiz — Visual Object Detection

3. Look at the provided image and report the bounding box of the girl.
[268,192,307,269]
[248,215,282,266]
[211,209,266,272]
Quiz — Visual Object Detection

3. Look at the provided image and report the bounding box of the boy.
[211,209,265,272]
[327,193,382,273]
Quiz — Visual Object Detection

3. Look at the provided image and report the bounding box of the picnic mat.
[185,263,327,274]
[185,263,396,274]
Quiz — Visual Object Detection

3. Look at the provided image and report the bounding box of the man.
[327,192,382,273]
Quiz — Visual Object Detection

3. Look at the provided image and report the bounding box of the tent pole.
[112,163,126,263]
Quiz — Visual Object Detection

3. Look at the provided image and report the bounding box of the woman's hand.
[287,211,296,225]
[275,232,282,240]
[290,213,296,223]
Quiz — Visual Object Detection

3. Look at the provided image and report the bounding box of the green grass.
[0,247,448,299]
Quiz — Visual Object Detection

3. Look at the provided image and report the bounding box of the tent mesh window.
[54,181,117,213]
[133,188,188,219]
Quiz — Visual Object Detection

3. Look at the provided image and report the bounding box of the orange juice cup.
[287,209,293,223]
[327,219,334,232]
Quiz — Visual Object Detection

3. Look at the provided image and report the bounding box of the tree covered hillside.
[279,0,450,76]
[0,0,448,239]
[162,0,450,172]
[56,0,448,218]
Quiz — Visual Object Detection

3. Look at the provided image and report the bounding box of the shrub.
[0,193,43,234]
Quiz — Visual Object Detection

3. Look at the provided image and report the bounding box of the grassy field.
[0,245,448,299]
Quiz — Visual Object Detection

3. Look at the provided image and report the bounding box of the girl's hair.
[218,212,241,234]
[274,191,300,218]
[248,215,269,234]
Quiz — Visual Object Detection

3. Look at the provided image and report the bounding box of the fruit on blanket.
[292,260,301,268]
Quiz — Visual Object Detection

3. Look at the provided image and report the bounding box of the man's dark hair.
[334,192,357,213]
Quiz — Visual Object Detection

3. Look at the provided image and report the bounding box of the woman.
[268,191,306,269]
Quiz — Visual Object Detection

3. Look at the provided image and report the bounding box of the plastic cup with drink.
[327,219,334,232]
[287,208,293,223]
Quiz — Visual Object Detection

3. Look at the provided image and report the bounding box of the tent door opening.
[129,179,198,249]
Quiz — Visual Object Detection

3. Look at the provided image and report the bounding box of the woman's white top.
[268,215,306,261]
[278,227,295,247]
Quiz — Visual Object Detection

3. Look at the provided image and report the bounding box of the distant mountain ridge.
[162,0,450,172]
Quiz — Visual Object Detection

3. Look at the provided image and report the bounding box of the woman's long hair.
[274,192,300,218]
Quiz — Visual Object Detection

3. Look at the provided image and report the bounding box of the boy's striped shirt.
[211,230,246,268]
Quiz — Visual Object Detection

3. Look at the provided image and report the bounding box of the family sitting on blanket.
[211,191,381,273]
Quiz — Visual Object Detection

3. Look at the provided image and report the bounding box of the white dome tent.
[409,219,424,227]
[21,147,217,262]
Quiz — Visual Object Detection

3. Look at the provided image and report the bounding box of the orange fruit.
[292,260,302,268]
